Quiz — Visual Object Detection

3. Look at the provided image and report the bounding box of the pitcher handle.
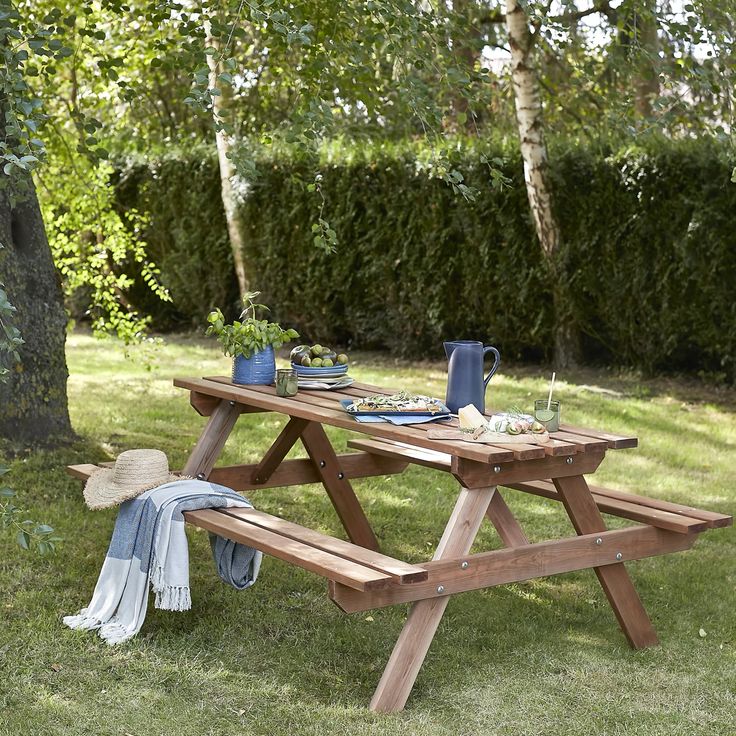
[483,346,501,387]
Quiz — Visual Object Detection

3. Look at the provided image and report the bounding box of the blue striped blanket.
[63,480,262,645]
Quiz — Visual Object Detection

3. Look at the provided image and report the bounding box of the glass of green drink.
[534,399,560,432]
[276,368,299,397]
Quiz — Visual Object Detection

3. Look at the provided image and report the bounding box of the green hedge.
[114,139,736,379]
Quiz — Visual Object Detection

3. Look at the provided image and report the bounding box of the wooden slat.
[505,479,713,534]
[452,452,605,489]
[184,508,391,592]
[547,431,609,453]
[329,382,399,398]
[347,438,451,472]
[175,377,515,464]
[67,455,408,492]
[539,438,579,456]
[220,507,427,583]
[586,482,732,528]
[558,423,638,449]
[330,525,695,612]
[66,464,101,481]
[554,474,659,649]
[208,453,408,490]
[190,390,263,417]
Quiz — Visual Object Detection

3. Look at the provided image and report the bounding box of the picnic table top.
[173,375,638,467]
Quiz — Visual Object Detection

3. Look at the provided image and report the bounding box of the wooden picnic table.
[68,375,732,713]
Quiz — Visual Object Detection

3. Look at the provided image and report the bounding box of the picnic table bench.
[67,375,731,713]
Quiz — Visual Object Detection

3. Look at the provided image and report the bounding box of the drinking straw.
[547,372,556,411]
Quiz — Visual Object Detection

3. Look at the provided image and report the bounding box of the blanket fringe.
[151,563,192,611]
[62,608,102,631]
[99,620,133,645]
[155,584,192,612]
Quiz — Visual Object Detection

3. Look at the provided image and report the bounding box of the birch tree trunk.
[204,20,249,299]
[504,0,579,367]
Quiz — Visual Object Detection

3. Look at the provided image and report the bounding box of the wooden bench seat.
[346,439,732,535]
[66,464,428,593]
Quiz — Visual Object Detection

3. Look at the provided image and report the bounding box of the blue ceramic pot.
[232,346,276,385]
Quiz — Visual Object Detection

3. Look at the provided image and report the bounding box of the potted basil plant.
[206,291,299,385]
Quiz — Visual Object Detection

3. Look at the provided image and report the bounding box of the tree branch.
[547,0,614,25]
[478,10,506,24]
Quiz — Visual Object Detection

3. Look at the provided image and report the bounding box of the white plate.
[298,376,355,391]
[297,373,351,384]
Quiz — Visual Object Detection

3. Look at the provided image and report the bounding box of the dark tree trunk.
[0,175,74,445]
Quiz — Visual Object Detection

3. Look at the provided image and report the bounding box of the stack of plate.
[290,362,354,390]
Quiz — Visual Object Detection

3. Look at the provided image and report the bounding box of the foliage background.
[113,137,736,380]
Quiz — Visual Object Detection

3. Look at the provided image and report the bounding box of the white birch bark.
[504,0,559,259]
[204,20,249,298]
[504,0,579,366]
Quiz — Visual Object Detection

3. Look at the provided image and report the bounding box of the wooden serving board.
[426,428,552,445]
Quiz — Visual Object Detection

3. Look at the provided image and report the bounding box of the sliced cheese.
[458,404,486,430]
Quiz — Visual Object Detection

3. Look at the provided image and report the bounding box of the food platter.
[339,397,451,418]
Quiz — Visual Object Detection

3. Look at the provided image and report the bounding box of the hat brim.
[83,468,183,510]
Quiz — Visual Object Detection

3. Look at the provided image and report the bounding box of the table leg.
[183,399,241,478]
[300,422,380,551]
[554,474,658,649]
[370,485,497,713]
[486,489,530,547]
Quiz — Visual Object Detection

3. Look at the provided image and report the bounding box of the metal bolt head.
[595,537,603,546]
[229,400,236,407]
[337,472,345,480]
[566,457,574,465]
[436,585,445,594]
[616,552,623,561]
[460,561,469,570]
[493,465,501,473]
[319,460,326,468]
[196,472,205,480]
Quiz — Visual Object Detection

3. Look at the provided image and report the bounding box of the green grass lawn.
[1,332,734,736]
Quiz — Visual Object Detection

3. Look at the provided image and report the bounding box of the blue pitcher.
[444,340,501,414]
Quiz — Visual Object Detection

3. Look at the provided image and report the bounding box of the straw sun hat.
[84,449,182,510]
